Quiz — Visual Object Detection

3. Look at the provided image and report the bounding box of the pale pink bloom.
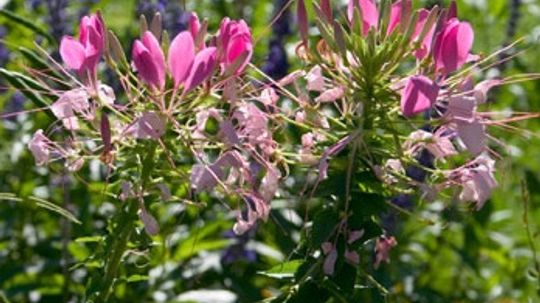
[97,84,116,105]
[405,129,457,160]
[321,242,333,254]
[433,18,474,74]
[119,181,132,202]
[315,86,344,103]
[60,14,104,82]
[28,130,52,166]
[156,183,172,201]
[190,150,246,192]
[233,193,270,235]
[455,155,497,209]
[138,207,160,236]
[192,108,222,139]
[344,250,360,265]
[278,70,305,86]
[457,120,486,155]
[233,103,275,156]
[50,89,91,130]
[348,0,379,36]
[132,31,166,89]
[306,65,325,92]
[257,87,279,107]
[323,246,338,275]
[66,157,85,172]
[445,96,486,155]
[168,31,195,88]
[218,18,253,75]
[259,167,281,202]
[474,79,502,104]
[374,235,397,268]
[348,229,365,244]
[400,75,439,117]
[126,112,166,140]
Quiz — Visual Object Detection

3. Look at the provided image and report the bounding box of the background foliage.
[0,0,539,302]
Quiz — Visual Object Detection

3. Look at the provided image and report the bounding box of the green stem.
[94,201,138,303]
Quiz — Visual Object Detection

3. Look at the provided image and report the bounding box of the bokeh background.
[0,0,539,302]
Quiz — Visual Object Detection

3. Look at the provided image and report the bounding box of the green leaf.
[0,9,54,43]
[126,275,149,283]
[258,260,304,279]
[29,196,81,224]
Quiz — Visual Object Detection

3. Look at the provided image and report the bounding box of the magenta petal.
[400,75,439,117]
[60,36,86,71]
[132,40,162,88]
[141,31,166,88]
[387,0,410,35]
[168,31,195,87]
[348,0,379,35]
[183,47,217,93]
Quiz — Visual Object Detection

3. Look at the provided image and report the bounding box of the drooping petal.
[28,130,50,166]
[60,37,86,71]
[168,31,195,87]
[400,75,439,117]
[183,47,217,93]
[457,120,485,155]
[306,65,325,92]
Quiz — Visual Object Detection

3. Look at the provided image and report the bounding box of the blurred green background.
[0,0,539,302]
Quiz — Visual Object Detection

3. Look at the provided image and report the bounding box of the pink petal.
[188,12,201,40]
[225,33,252,74]
[141,31,165,88]
[400,75,439,117]
[60,36,86,71]
[132,40,162,88]
[457,120,485,155]
[168,31,195,87]
[413,9,435,59]
[348,0,379,36]
[183,47,217,93]
[323,248,338,275]
[387,0,411,35]
[474,79,502,104]
[315,87,344,103]
[435,19,474,74]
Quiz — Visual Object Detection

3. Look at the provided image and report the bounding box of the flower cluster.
[27,10,283,236]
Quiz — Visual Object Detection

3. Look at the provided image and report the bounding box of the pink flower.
[168,31,195,88]
[306,65,325,92]
[132,31,166,89]
[59,14,104,83]
[347,0,379,36]
[183,47,218,93]
[374,235,397,268]
[28,130,52,166]
[400,75,439,117]
[50,89,91,130]
[218,18,253,74]
[387,0,411,35]
[126,112,166,140]
[412,8,436,59]
[454,155,497,209]
[433,18,474,74]
[188,12,201,41]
